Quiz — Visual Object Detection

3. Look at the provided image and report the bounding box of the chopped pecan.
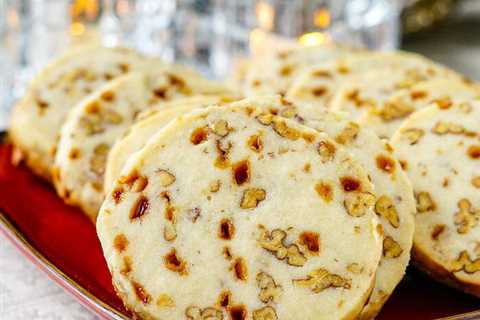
[186,306,223,320]
[232,257,248,281]
[131,176,148,192]
[113,234,128,252]
[375,195,400,228]
[240,188,266,209]
[252,306,278,320]
[378,99,414,121]
[258,227,306,266]
[272,119,300,140]
[132,281,151,304]
[256,113,274,126]
[376,155,396,174]
[191,126,209,145]
[432,121,464,135]
[315,181,333,202]
[312,86,328,97]
[247,134,263,153]
[335,122,360,145]
[299,231,320,255]
[212,120,231,137]
[340,177,361,192]
[232,160,250,186]
[454,199,480,234]
[431,224,446,240]
[130,196,149,220]
[467,145,480,160]
[344,192,375,217]
[164,223,177,241]
[383,236,403,258]
[256,272,282,303]
[416,191,436,213]
[219,218,235,240]
[293,268,351,293]
[317,140,336,162]
[164,248,188,275]
[402,128,425,145]
[229,305,247,320]
[156,294,174,308]
[452,251,480,274]
[157,169,176,187]
[217,291,232,308]
[90,143,110,176]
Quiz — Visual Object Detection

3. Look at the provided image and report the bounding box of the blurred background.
[1,0,479,128]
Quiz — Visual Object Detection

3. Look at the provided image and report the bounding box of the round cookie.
[53,73,149,221]
[9,46,155,180]
[105,95,239,191]
[359,79,480,139]
[390,100,480,297]
[9,46,232,181]
[329,68,461,121]
[276,103,415,319]
[97,98,383,320]
[286,51,461,109]
[243,45,354,96]
[105,94,414,318]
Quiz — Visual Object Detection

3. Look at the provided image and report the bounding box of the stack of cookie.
[8,44,480,319]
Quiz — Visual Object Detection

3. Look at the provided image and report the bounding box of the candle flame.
[298,32,330,47]
[256,1,275,31]
[314,8,331,29]
[70,22,86,36]
[70,0,99,22]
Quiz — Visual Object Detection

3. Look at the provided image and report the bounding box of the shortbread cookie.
[273,102,415,319]
[54,67,233,221]
[391,100,480,297]
[359,79,480,139]
[105,96,238,191]
[329,68,456,121]
[145,64,235,106]
[244,45,353,96]
[53,74,149,221]
[9,46,232,181]
[287,51,460,109]
[105,94,414,318]
[9,46,154,180]
[97,99,383,320]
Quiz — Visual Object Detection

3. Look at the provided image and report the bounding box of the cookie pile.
[9,44,480,319]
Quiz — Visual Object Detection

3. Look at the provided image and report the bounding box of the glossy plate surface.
[0,144,478,320]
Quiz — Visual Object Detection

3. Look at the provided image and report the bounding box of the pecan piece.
[375,195,400,228]
[402,128,424,145]
[186,306,223,320]
[240,188,266,209]
[344,192,375,217]
[258,227,306,266]
[383,236,403,258]
[454,199,480,234]
[293,268,351,293]
[252,306,278,320]
[452,251,480,274]
[256,272,282,303]
[416,191,436,213]
[157,169,176,187]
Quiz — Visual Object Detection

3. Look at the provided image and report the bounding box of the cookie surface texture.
[391,100,480,296]
[97,97,383,320]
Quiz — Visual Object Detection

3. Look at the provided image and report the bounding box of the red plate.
[0,143,479,320]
